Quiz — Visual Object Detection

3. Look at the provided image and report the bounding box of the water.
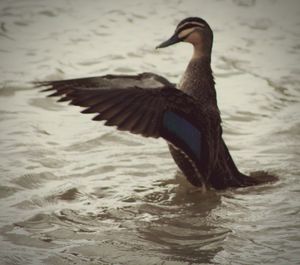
[0,0,299,264]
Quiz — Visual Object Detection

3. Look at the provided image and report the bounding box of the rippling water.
[0,0,300,264]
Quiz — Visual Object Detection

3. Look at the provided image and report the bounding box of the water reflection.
[138,190,224,264]
[2,183,224,264]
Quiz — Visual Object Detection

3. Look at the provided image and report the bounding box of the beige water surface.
[0,0,299,264]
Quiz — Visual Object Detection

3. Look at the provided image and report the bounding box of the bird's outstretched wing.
[35,73,208,183]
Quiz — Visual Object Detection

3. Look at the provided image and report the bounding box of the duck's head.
[156,17,213,57]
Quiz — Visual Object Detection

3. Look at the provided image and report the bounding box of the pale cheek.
[184,33,202,45]
[178,28,195,39]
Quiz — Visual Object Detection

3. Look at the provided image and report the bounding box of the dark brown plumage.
[35,17,277,190]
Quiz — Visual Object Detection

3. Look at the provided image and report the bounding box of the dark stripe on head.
[175,17,208,34]
[177,17,208,27]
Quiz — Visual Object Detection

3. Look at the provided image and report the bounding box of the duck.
[35,17,277,190]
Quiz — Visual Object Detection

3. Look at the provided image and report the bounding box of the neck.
[191,48,211,64]
[179,51,215,103]
[192,44,211,60]
[192,45,204,59]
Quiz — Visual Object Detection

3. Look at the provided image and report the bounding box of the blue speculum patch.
[162,111,201,160]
